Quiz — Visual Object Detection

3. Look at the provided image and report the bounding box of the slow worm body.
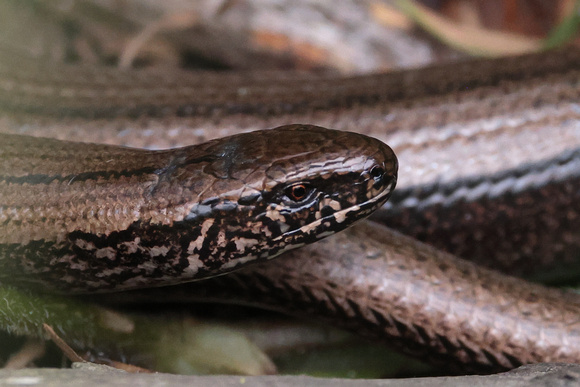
[1,47,580,371]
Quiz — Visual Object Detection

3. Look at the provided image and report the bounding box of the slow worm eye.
[286,183,310,202]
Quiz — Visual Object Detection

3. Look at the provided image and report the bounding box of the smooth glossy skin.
[1,47,580,370]
[0,125,397,292]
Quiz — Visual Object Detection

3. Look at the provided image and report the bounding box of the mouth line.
[273,181,397,243]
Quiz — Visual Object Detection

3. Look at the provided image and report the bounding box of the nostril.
[370,165,385,180]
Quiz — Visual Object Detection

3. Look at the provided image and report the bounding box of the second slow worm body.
[1,47,580,371]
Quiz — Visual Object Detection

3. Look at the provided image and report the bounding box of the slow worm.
[1,46,580,371]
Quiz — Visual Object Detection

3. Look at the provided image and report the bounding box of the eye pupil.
[285,183,310,201]
[370,165,384,179]
[291,185,306,200]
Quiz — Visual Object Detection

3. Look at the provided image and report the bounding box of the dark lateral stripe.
[387,146,580,208]
[0,166,160,186]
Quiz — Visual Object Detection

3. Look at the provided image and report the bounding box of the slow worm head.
[0,124,397,293]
